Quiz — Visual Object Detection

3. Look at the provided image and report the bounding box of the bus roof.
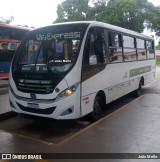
[0,23,31,31]
[32,21,154,40]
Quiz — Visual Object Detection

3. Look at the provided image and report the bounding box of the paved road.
[0,94,10,114]
[143,66,160,94]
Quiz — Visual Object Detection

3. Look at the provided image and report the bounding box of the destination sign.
[36,32,81,40]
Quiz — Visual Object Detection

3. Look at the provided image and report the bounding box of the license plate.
[28,103,39,109]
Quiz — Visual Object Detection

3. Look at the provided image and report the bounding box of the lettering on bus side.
[129,66,152,77]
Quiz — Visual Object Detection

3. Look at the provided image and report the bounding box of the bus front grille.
[17,79,55,94]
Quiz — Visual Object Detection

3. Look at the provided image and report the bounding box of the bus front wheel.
[90,96,103,122]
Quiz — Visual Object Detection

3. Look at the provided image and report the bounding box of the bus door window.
[82,27,107,81]
[83,28,107,66]
[89,33,97,65]
[91,28,107,65]
[94,30,106,64]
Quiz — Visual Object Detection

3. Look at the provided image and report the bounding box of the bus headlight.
[65,89,73,96]
[56,82,79,101]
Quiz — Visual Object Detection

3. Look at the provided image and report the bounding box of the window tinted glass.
[83,28,107,65]
[137,49,147,60]
[15,28,83,74]
[137,38,145,48]
[108,31,122,63]
[123,35,134,48]
[123,49,136,62]
[82,27,107,81]
[0,27,28,40]
[146,40,154,59]
[109,32,121,47]
[146,40,154,49]
[109,47,122,63]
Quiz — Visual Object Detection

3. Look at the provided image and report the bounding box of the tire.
[89,96,103,122]
[133,82,142,97]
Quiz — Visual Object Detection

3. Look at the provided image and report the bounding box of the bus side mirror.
[89,55,97,65]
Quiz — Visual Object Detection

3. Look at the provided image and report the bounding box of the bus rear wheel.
[133,82,142,97]
[90,96,103,122]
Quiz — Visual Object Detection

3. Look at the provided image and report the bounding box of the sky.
[0,0,64,27]
[0,0,160,43]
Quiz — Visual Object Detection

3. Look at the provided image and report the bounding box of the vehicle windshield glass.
[17,28,83,73]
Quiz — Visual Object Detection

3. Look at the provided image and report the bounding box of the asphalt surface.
[0,79,8,96]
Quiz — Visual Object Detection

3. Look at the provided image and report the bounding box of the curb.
[0,83,8,88]
[0,80,9,95]
[0,87,9,95]
[0,111,17,121]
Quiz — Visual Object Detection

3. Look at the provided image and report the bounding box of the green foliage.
[156,41,160,49]
[105,0,157,33]
[91,0,108,21]
[54,0,91,23]
[0,16,14,24]
[106,0,145,32]
[150,6,160,36]
[156,56,160,65]
[54,0,108,23]
[54,0,160,34]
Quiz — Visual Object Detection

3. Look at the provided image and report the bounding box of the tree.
[105,0,155,33]
[54,0,156,34]
[91,0,108,21]
[0,16,14,24]
[54,0,108,23]
[150,6,160,36]
[156,41,160,49]
[54,0,92,23]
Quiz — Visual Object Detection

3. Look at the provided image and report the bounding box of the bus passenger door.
[81,27,108,117]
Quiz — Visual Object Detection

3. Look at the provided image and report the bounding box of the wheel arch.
[96,90,106,106]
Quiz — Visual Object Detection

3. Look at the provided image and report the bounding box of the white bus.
[9,21,155,120]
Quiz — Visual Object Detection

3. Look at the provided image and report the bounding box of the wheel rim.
[137,84,142,96]
[93,100,102,119]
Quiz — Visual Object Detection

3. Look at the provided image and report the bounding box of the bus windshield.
[17,28,83,74]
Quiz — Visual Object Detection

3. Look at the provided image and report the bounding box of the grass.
[156,56,160,65]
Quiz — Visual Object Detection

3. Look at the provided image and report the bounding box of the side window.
[108,31,122,63]
[123,35,135,48]
[136,38,146,60]
[146,40,155,59]
[83,27,107,65]
[123,35,136,62]
[0,50,15,62]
